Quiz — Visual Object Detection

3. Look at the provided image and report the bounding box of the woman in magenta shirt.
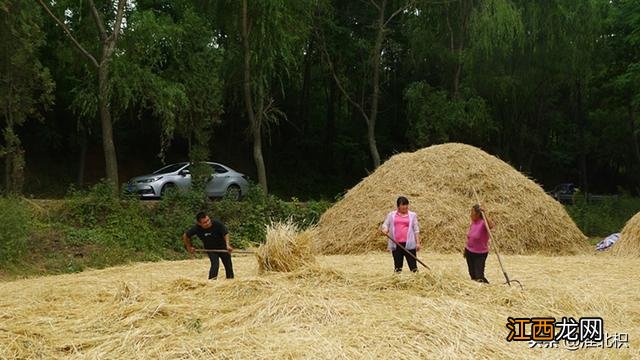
[380,196,421,273]
[464,204,494,283]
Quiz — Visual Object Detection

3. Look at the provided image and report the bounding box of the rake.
[194,249,256,255]
[382,232,431,270]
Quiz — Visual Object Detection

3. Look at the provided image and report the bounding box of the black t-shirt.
[185,220,228,250]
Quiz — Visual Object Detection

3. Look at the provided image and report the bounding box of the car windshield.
[152,163,186,175]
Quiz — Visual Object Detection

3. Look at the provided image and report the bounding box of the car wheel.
[224,185,241,201]
[161,183,176,197]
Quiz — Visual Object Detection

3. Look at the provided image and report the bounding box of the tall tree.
[609,0,640,169]
[112,1,223,161]
[321,0,413,169]
[556,0,605,196]
[37,0,126,192]
[219,0,313,193]
[402,0,521,153]
[0,0,53,193]
[588,0,640,192]
[240,0,267,192]
[109,0,224,188]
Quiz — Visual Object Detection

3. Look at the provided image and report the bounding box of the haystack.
[255,221,316,272]
[611,211,640,257]
[315,143,587,255]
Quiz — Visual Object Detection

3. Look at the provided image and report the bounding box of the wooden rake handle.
[194,249,255,254]
[383,233,431,270]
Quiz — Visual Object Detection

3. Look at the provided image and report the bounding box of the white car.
[126,162,249,200]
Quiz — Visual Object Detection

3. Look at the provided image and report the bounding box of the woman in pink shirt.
[464,204,494,283]
[380,196,421,273]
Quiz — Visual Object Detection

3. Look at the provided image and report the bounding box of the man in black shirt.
[182,211,234,279]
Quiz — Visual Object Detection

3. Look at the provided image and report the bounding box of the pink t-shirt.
[466,219,489,253]
[394,213,410,243]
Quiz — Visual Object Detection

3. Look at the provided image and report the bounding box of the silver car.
[126,162,249,200]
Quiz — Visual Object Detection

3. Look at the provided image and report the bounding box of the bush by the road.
[156,183,331,249]
[0,197,31,265]
[566,195,640,237]
[0,181,331,276]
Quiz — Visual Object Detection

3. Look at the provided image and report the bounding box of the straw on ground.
[1,252,638,359]
[256,220,316,272]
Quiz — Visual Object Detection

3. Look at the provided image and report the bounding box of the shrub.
[156,184,332,248]
[59,181,162,252]
[0,197,31,264]
[566,194,640,237]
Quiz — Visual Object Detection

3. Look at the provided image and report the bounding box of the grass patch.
[0,197,31,265]
[566,195,640,237]
[1,182,331,279]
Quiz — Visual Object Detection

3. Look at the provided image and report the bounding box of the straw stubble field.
[1,252,638,359]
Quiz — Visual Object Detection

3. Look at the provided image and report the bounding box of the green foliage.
[62,181,121,227]
[220,0,314,91]
[8,0,640,277]
[566,194,640,237]
[153,188,210,250]
[60,181,163,251]
[111,2,224,161]
[0,185,331,273]
[48,0,224,166]
[469,0,524,61]
[405,82,493,148]
[188,163,212,193]
[220,185,331,246]
[0,0,54,194]
[155,183,331,249]
[0,0,54,124]
[0,197,31,264]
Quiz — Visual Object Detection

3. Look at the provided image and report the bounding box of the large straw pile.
[315,143,587,255]
[1,253,638,359]
[611,211,640,257]
[255,221,316,272]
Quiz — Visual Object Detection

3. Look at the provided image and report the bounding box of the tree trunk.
[98,60,119,191]
[324,74,337,171]
[11,145,24,194]
[37,0,126,194]
[448,0,469,99]
[576,79,588,199]
[3,91,12,193]
[2,101,23,194]
[254,88,268,193]
[2,133,24,194]
[251,132,267,191]
[77,130,87,186]
[241,0,268,193]
[445,3,457,97]
[368,0,386,169]
[454,1,471,100]
[3,150,8,194]
[299,37,314,135]
[3,84,20,194]
[453,59,462,99]
[629,103,640,168]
